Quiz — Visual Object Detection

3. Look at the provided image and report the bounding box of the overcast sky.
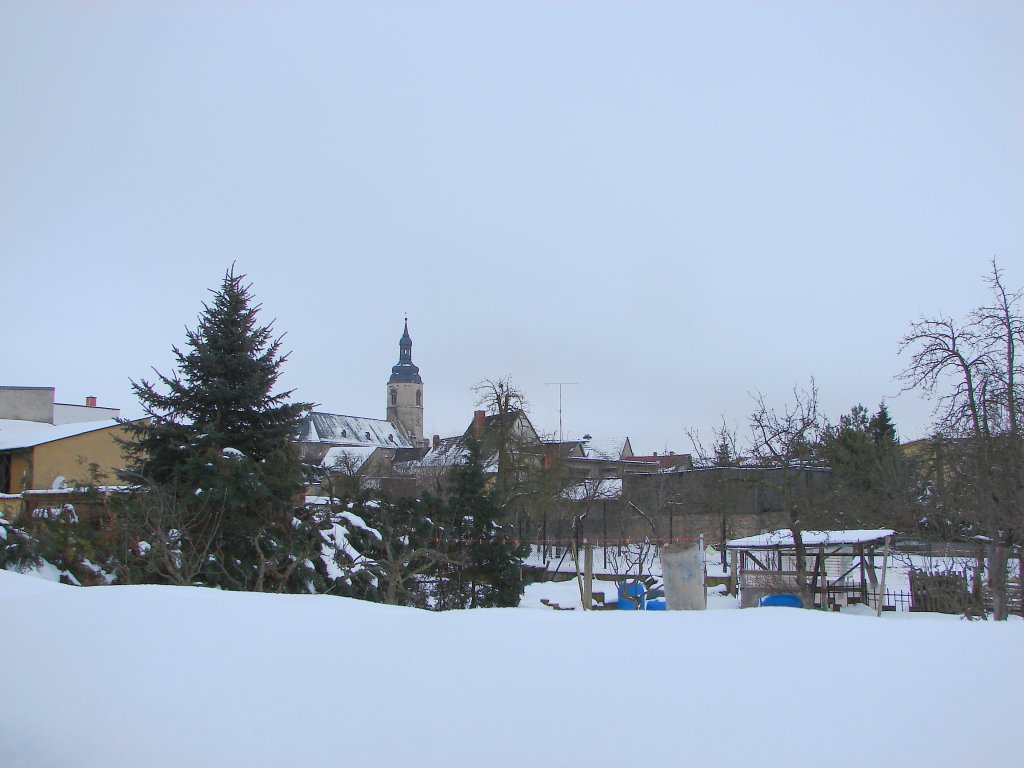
[2,1,1022,452]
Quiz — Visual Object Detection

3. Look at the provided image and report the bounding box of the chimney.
[432,434,440,450]
[473,410,486,437]
[544,443,559,470]
[86,396,97,407]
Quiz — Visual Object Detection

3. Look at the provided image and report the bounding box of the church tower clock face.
[386,319,425,446]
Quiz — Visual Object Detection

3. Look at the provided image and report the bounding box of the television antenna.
[545,381,578,443]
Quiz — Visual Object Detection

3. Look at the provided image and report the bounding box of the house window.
[416,390,422,406]
[390,390,397,406]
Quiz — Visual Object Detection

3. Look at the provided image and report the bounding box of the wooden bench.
[540,598,575,611]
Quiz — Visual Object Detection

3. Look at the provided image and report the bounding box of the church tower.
[387,320,425,447]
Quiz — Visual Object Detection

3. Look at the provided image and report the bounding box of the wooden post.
[728,549,737,596]
[875,536,891,618]
[818,546,829,610]
[858,544,866,605]
[602,502,607,569]
[583,543,593,610]
[864,544,880,610]
[973,543,984,602]
[572,544,585,609]
[701,534,707,603]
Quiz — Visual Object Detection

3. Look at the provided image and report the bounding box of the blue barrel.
[617,581,647,610]
[645,600,667,611]
[760,594,803,608]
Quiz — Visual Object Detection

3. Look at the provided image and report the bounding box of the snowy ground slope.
[1,570,1020,768]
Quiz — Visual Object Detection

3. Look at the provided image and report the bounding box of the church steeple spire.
[387,319,426,446]
[390,319,422,384]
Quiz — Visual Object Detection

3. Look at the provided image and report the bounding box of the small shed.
[725,529,895,612]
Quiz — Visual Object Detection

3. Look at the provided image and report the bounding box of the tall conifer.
[121,266,312,590]
[436,438,528,609]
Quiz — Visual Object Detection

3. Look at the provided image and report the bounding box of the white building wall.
[54,403,121,425]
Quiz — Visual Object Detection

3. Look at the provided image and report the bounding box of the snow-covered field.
[2,569,1020,768]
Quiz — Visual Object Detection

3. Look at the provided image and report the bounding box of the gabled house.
[405,409,544,495]
[0,387,135,494]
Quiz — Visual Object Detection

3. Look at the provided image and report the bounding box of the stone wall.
[521,466,829,548]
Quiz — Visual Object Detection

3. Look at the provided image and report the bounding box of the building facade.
[0,387,132,494]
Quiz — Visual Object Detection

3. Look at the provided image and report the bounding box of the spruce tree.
[821,402,915,529]
[822,404,874,495]
[334,492,442,607]
[121,266,313,590]
[436,438,528,609]
[868,402,899,447]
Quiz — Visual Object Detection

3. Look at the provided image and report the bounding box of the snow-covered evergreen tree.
[435,438,528,609]
[121,266,313,591]
[329,493,442,607]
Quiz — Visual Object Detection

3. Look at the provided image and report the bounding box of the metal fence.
[820,584,912,612]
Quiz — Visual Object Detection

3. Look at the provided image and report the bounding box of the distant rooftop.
[298,411,413,449]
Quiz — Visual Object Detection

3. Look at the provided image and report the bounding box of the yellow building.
[0,386,140,496]
[0,418,138,494]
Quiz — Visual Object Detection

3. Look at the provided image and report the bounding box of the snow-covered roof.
[580,437,632,461]
[0,419,123,451]
[726,529,896,549]
[298,412,412,449]
[319,445,380,472]
[419,436,469,468]
[416,435,500,474]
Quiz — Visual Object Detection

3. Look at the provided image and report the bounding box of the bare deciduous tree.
[472,376,543,529]
[322,450,368,500]
[747,381,827,597]
[686,420,746,567]
[113,480,226,586]
[899,260,1024,620]
[473,376,531,493]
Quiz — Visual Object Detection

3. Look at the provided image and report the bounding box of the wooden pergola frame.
[725,530,894,615]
